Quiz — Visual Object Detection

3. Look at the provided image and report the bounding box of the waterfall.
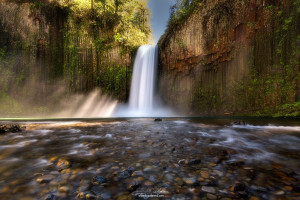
[129,45,158,113]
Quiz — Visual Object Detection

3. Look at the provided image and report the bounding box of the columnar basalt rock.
[158,0,299,116]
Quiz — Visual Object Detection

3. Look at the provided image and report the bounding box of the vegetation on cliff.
[0,0,152,116]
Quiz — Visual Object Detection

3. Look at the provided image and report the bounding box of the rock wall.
[158,0,300,116]
[0,0,133,115]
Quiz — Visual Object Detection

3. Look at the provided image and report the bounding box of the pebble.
[45,194,57,200]
[58,186,70,193]
[57,159,71,171]
[126,180,141,192]
[274,190,285,195]
[132,171,143,176]
[200,171,210,179]
[92,176,107,185]
[187,159,201,165]
[119,171,131,179]
[143,166,153,172]
[178,159,185,164]
[207,193,217,200]
[201,186,216,193]
[36,175,54,184]
[157,188,171,195]
[165,174,174,182]
[144,181,153,186]
[234,182,247,191]
[183,177,198,185]
[284,186,293,191]
[175,177,184,186]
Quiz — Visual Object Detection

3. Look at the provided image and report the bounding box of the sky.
[148,0,176,43]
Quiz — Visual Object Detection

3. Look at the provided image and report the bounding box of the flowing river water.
[0,118,299,200]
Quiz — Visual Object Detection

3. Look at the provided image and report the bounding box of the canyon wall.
[158,0,300,116]
[0,0,139,115]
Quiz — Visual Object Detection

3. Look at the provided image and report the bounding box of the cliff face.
[158,0,300,116]
[0,0,137,115]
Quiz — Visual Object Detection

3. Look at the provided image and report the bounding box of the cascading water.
[128,45,158,113]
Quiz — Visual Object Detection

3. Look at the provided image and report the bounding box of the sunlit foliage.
[55,0,152,50]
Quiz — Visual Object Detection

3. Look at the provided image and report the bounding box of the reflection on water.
[0,118,299,199]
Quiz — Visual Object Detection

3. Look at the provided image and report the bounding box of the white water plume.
[129,45,158,112]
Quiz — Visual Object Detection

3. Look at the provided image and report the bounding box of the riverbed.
[0,118,299,200]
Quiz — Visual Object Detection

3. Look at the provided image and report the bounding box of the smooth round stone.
[274,190,284,195]
[58,186,70,193]
[284,186,293,191]
[85,192,96,199]
[157,188,171,195]
[45,194,58,200]
[212,170,224,177]
[144,181,154,186]
[136,163,142,167]
[36,175,54,184]
[175,177,184,186]
[165,174,174,182]
[200,171,210,179]
[201,186,216,193]
[209,163,216,167]
[132,171,143,176]
[207,193,217,200]
[183,177,197,185]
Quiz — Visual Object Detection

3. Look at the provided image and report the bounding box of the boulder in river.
[154,118,162,121]
[0,124,23,134]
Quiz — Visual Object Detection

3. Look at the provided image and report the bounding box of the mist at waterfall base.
[51,44,175,118]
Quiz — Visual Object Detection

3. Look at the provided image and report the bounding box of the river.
[0,118,299,199]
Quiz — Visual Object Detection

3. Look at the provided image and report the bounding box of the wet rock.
[154,118,162,121]
[207,193,217,200]
[0,124,23,133]
[183,177,198,185]
[200,171,210,179]
[178,159,186,164]
[77,180,91,193]
[92,176,107,185]
[0,125,7,134]
[144,181,154,186]
[127,180,141,192]
[58,186,70,193]
[143,166,153,172]
[201,186,216,193]
[227,160,245,167]
[165,174,174,182]
[9,124,23,132]
[45,194,57,200]
[231,121,246,125]
[175,177,184,186]
[273,190,284,195]
[157,188,171,195]
[79,191,97,199]
[187,159,201,165]
[132,171,143,176]
[119,170,131,179]
[57,159,71,172]
[293,185,300,192]
[127,167,135,175]
[36,175,54,184]
[85,192,97,199]
[283,186,292,191]
[204,180,218,187]
[234,182,247,192]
